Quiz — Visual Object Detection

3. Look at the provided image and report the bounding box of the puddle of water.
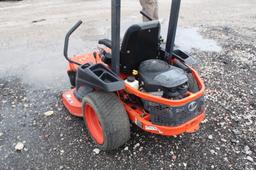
[161,18,222,52]
[175,27,221,52]
[0,37,94,90]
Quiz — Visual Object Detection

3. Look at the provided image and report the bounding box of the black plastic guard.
[98,39,112,49]
[144,97,205,126]
[173,49,200,71]
[76,63,125,92]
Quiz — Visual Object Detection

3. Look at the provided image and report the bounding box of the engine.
[137,59,204,126]
[139,59,189,99]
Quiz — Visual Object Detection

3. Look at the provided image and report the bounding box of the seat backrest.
[120,21,161,73]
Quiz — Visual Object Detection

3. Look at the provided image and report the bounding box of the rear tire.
[82,91,130,151]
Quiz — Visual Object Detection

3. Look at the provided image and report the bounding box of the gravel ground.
[0,0,256,169]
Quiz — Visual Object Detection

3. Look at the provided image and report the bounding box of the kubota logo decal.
[188,101,197,112]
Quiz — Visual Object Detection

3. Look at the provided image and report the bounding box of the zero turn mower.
[62,0,205,150]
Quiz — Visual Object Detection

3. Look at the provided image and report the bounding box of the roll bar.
[166,0,181,54]
[64,20,83,65]
[111,0,121,74]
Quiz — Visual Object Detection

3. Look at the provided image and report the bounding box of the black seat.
[120,21,161,73]
[98,20,161,73]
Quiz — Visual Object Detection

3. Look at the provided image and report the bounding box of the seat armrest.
[98,39,112,49]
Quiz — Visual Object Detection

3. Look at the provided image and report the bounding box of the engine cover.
[139,59,188,94]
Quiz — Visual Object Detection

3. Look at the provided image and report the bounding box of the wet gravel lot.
[0,0,256,169]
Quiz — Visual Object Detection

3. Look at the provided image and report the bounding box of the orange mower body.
[62,0,206,151]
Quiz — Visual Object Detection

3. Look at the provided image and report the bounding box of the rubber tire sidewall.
[82,91,131,151]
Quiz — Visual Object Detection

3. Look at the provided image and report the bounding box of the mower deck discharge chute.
[62,0,206,151]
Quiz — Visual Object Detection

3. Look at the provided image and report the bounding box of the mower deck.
[62,89,82,117]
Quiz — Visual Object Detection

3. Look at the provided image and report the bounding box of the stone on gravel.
[230,139,239,144]
[124,147,129,151]
[219,122,225,127]
[246,156,254,162]
[221,138,227,142]
[202,119,208,123]
[244,146,252,155]
[0,132,3,137]
[208,135,213,140]
[172,155,177,161]
[43,111,54,116]
[134,143,140,149]
[15,142,24,151]
[232,129,241,135]
[93,148,100,154]
[60,150,65,155]
[210,149,217,155]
